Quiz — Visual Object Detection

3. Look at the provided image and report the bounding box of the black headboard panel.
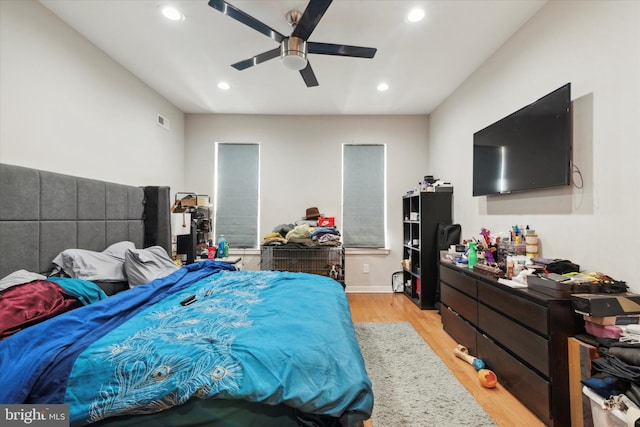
[0,163,171,278]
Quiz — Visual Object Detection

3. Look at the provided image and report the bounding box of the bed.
[0,163,373,427]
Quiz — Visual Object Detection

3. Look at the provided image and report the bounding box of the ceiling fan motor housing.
[281,37,308,70]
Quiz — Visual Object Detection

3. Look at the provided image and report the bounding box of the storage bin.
[583,386,626,427]
[391,271,404,293]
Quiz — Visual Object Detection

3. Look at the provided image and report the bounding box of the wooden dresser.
[439,262,584,426]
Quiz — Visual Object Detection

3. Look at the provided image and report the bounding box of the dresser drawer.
[440,264,477,298]
[478,333,551,425]
[479,304,549,376]
[441,305,478,356]
[441,283,478,325]
[478,281,548,335]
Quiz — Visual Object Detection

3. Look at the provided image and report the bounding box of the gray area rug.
[354,322,496,427]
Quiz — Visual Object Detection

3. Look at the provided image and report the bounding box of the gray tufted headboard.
[0,163,171,279]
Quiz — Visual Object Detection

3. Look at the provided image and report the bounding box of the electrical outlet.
[363,264,369,273]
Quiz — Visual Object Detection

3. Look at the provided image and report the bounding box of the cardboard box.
[180,196,197,207]
[572,293,640,317]
[318,217,335,227]
[196,195,210,206]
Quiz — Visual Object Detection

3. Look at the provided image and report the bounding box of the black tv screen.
[472,83,572,196]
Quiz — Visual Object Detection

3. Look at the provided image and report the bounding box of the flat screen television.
[472,83,572,196]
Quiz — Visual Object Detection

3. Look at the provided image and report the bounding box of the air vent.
[157,114,170,130]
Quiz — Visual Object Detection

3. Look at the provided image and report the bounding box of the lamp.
[281,37,308,71]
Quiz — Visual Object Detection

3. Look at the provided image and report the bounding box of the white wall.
[429,1,640,290]
[185,114,430,291]
[0,0,185,190]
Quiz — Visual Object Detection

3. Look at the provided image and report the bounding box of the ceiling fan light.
[407,8,425,23]
[282,54,307,71]
[281,37,308,71]
[161,6,184,21]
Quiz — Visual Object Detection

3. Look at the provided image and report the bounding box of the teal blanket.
[0,262,373,426]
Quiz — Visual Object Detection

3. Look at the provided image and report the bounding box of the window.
[214,143,259,248]
[342,144,386,248]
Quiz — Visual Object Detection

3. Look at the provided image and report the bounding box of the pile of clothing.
[261,207,341,248]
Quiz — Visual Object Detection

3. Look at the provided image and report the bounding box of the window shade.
[215,143,259,248]
[343,144,385,248]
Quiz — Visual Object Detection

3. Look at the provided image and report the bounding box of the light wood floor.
[347,293,545,427]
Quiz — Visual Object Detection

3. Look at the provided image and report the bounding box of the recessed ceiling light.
[162,6,184,21]
[377,82,389,92]
[407,8,425,23]
[217,81,230,90]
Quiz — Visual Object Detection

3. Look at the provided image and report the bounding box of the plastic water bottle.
[217,234,228,258]
[467,241,478,270]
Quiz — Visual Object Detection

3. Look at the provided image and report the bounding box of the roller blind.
[342,144,386,248]
[215,143,259,248]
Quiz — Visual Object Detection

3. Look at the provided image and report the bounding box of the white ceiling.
[40,0,547,115]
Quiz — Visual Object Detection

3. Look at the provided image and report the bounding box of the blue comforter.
[0,261,373,426]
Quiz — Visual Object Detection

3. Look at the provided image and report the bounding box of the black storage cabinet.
[402,192,452,309]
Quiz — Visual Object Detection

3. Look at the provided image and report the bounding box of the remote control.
[180,295,197,306]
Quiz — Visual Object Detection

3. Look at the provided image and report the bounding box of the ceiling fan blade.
[208,0,285,44]
[308,42,377,58]
[231,48,280,70]
[291,0,333,41]
[299,62,319,87]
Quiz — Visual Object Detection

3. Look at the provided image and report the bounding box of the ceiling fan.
[207,0,377,87]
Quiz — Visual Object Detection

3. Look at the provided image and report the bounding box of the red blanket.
[0,280,81,340]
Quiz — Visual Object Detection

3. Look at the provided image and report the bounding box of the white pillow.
[0,269,46,291]
[124,246,179,288]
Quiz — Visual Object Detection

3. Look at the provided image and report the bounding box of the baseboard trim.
[345,285,393,293]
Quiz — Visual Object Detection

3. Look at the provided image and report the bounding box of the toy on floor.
[453,344,498,388]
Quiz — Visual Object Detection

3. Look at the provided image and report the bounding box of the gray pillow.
[124,246,179,288]
[50,242,134,282]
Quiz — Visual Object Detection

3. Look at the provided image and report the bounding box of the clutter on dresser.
[472,263,505,280]
[528,273,597,298]
[440,224,631,305]
[446,226,533,284]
